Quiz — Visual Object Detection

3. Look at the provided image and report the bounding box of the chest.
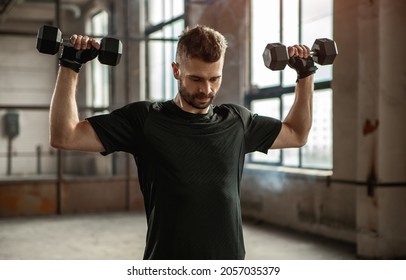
[145,115,244,162]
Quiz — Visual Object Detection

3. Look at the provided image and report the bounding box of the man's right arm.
[49,66,105,152]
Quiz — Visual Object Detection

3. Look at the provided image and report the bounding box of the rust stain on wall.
[363,119,379,136]
[0,194,20,213]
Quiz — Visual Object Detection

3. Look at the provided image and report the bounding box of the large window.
[87,10,110,109]
[249,0,333,170]
[145,0,185,101]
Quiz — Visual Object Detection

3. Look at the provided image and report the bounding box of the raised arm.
[271,75,314,149]
[49,35,105,152]
[271,44,316,149]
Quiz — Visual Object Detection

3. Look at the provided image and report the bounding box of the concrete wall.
[0,178,144,217]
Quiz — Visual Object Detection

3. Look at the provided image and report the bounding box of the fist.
[69,34,100,51]
[287,44,311,58]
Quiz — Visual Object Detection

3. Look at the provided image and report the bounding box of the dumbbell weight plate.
[263,43,289,71]
[98,37,123,66]
[36,25,62,55]
[311,38,338,65]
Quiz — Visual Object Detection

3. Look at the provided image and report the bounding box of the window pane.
[148,0,163,25]
[147,0,184,101]
[302,0,333,41]
[91,60,109,107]
[250,98,281,163]
[148,40,165,101]
[148,21,182,101]
[302,89,333,169]
[172,0,185,18]
[282,0,299,46]
[282,93,299,166]
[251,0,280,88]
[251,98,280,119]
[89,11,109,108]
[281,0,299,87]
[91,11,108,36]
[149,0,184,25]
[302,0,333,82]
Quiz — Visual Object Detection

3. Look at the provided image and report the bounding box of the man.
[50,25,316,259]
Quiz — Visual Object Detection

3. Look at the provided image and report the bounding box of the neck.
[173,93,210,114]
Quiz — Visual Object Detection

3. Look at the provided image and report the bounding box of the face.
[172,57,223,114]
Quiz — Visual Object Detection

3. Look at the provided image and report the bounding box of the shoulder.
[118,101,154,112]
[215,103,253,120]
[111,101,160,118]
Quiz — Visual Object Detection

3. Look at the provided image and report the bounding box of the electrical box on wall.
[3,111,19,139]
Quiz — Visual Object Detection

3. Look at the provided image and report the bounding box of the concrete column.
[378,0,406,182]
[375,0,406,258]
[332,0,360,180]
[334,0,406,258]
[356,0,406,258]
[355,0,380,258]
[109,0,145,106]
[186,0,250,106]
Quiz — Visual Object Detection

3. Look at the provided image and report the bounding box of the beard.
[178,81,216,110]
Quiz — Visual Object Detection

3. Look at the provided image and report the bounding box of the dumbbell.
[36,25,122,66]
[263,38,338,71]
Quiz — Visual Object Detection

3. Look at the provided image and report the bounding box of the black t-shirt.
[87,100,282,260]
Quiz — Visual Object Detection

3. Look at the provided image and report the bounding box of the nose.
[199,80,211,95]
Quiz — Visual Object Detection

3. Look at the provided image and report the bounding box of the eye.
[210,77,220,82]
[189,76,201,82]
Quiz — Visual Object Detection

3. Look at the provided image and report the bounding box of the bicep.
[70,120,105,152]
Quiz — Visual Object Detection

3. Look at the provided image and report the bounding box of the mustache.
[194,92,215,98]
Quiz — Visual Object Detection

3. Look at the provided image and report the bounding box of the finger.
[81,35,90,49]
[89,38,100,50]
[69,34,78,46]
[73,35,83,49]
[303,45,311,57]
[294,44,304,57]
[287,46,296,57]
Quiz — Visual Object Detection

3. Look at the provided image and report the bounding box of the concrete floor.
[0,211,356,260]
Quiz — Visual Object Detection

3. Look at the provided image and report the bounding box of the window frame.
[247,0,333,170]
[145,0,185,102]
[86,10,111,112]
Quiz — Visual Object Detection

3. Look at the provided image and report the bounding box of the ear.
[172,62,180,79]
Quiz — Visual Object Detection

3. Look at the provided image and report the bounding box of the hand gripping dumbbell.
[263,38,338,71]
[36,25,122,66]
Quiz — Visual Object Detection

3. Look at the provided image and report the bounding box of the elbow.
[49,131,69,150]
[297,124,312,147]
[50,135,64,150]
[296,137,308,148]
[49,122,75,150]
[288,134,308,148]
[294,129,311,148]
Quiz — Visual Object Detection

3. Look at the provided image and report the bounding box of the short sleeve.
[226,104,282,154]
[86,101,151,156]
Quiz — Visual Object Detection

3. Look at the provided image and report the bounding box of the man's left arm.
[269,44,316,149]
[270,75,314,149]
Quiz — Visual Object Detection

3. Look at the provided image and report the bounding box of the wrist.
[59,58,82,73]
[288,56,318,82]
[297,72,315,82]
[58,64,80,80]
[296,74,314,92]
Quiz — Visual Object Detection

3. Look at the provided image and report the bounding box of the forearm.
[49,67,80,148]
[282,75,314,145]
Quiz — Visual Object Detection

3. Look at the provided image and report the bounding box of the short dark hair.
[176,25,228,64]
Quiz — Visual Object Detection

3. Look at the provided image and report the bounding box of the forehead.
[181,57,223,78]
